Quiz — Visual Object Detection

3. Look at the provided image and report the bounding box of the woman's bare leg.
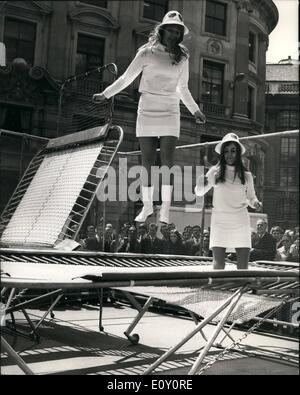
[159,136,177,185]
[138,137,158,186]
[212,247,226,269]
[235,248,250,269]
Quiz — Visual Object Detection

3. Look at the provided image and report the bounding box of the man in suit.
[141,223,163,254]
[249,219,276,261]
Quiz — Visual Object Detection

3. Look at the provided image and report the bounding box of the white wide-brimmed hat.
[215,133,246,155]
[159,10,189,35]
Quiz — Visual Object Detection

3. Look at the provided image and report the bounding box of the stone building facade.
[0,0,278,228]
[264,58,299,230]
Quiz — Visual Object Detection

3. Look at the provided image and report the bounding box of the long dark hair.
[140,24,188,64]
[215,141,247,185]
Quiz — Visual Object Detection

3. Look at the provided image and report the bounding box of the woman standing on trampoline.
[93,11,206,224]
[194,133,261,269]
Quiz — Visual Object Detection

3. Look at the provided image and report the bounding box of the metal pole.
[1,336,34,375]
[118,130,299,156]
[56,81,66,137]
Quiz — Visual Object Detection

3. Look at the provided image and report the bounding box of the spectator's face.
[168,223,176,231]
[272,230,282,241]
[161,225,170,238]
[96,225,104,235]
[170,231,178,244]
[192,227,201,239]
[182,232,189,241]
[105,224,113,234]
[149,225,157,237]
[288,231,295,239]
[138,227,147,236]
[87,227,96,237]
[185,229,192,238]
[256,221,267,234]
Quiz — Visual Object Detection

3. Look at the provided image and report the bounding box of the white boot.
[159,185,173,224]
[135,186,154,222]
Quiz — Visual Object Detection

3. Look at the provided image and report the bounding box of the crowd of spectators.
[76,223,212,257]
[76,220,299,262]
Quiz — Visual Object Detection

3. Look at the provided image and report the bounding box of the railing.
[200,102,230,117]
[266,82,299,94]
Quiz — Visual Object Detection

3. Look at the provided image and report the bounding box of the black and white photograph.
[0,0,298,378]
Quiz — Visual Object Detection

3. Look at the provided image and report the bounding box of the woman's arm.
[194,166,217,197]
[93,49,145,101]
[176,59,205,119]
[246,172,261,210]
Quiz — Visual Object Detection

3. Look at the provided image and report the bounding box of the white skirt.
[209,209,251,249]
[136,93,180,138]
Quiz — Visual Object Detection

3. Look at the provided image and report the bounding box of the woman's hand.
[194,110,206,124]
[92,93,107,103]
[253,201,262,211]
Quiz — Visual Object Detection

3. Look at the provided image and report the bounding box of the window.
[4,17,36,66]
[143,0,168,21]
[276,199,298,221]
[1,106,32,133]
[76,34,105,74]
[205,0,227,36]
[277,110,299,129]
[280,137,297,162]
[249,31,256,63]
[202,60,224,104]
[279,168,297,187]
[81,0,107,7]
[247,85,255,119]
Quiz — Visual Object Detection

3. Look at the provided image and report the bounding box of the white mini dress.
[195,165,260,249]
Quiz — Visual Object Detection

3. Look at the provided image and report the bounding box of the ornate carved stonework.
[68,7,119,31]
[207,39,223,56]
[234,0,254,13]
[0,62,60,106]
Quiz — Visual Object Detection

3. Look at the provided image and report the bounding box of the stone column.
[47,1,69,80]
[233,1,251,119]
[256,33,268,125]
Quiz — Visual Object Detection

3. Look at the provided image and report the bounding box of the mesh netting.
[1,143,103,246]
[57,64,117,136]
[116,285,283,324]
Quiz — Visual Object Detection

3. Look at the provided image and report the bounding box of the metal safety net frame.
[57,64,118,136]
[0,64,124,248]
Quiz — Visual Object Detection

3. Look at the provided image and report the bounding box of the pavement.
[1,298,299,375]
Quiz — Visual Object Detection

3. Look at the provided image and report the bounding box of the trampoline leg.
[190,312,207,341]
[30,293,63,332]
[5,288,16,311]
[98,288,104,332]
[1,336,34,375]
[217,321,237,346]
[124,296,154,339]
[142,288,243,375]
[188,290,243,375]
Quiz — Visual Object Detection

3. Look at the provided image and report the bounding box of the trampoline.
[0,66,298,374]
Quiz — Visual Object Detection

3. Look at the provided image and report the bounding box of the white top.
[102,43,200,115]
[194,164,259,212]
